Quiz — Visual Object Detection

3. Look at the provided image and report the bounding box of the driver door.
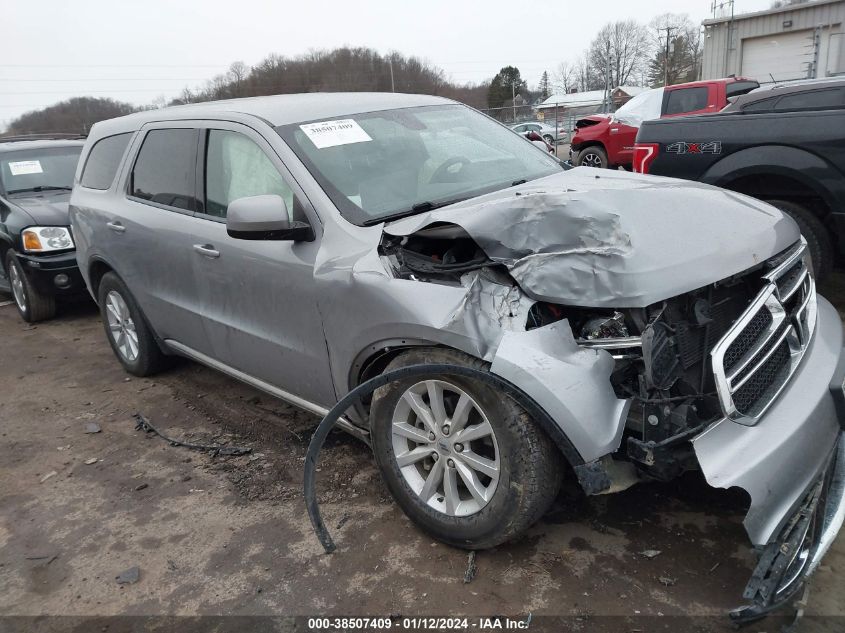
[187,122,335,408]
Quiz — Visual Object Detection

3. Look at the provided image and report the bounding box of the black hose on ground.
[303,363,583,554]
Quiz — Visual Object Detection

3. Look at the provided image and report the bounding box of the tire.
[766,199,834,280]
[575,146,608,169]
[542,134,555,146]
[370,347,563,549]
[4,250,56,323]
[97,272,168,376]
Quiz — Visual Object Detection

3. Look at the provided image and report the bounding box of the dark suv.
[0,135,85,322]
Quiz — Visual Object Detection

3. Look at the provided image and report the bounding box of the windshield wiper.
[363,198,467,226]
[7,185,72,194]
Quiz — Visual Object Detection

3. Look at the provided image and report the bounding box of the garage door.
[741,30,815,82]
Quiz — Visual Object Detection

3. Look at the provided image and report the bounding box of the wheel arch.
[703,145,840,217]
[348,338,586,469]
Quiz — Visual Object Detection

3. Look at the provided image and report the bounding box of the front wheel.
[542,134,555,146]
[370,348,562,549]
[4,251,56,323]
[575,146,608,169]
[97,272,168,376]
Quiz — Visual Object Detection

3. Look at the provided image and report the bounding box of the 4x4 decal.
[666,141,722,155]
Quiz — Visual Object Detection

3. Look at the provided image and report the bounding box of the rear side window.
[775,89,844,112]
[664,87,709,115]
[130,129,198,211]
[742,97,777,113]
[80,133,132,190]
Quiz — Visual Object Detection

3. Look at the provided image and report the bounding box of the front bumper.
[17,250,84,295]
[692,295,845,618]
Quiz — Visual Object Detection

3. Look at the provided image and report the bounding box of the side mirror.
[226,195,314,242]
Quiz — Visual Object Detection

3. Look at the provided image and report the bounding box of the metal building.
[701,0,845,82]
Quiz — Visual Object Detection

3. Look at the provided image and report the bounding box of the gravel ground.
[1,275,844,632]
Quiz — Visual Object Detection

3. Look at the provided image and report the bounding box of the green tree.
[487,66,524,110]
[539,71,550,99]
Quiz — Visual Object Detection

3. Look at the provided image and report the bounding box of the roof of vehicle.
[728,77,845,109]
[0,135,86,153]
[664,76,755,91]
[90,92,456,137]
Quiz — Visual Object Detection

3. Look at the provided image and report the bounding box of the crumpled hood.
[11,192,71,227]
[384,168,799,308]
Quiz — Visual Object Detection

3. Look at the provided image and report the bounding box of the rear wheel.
[576,146,608,169]
[4,251,56,323]
[766,199,834,280]
[97,272,168,376]
[370,348,562,549]
[542,134,555,146]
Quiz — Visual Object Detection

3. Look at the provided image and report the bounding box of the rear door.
[186,122,335,407]
[116,123,212,354]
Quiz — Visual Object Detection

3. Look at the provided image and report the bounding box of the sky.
[1,0,776,129]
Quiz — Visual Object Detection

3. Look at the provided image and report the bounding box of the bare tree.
[588,20,651,89]
[552,61,577,94]
[227,61,249,97]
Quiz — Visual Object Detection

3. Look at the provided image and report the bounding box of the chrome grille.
[711,239,817,425]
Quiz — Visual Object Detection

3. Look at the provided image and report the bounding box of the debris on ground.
[116,565,140,585]
[84,422,101,434]
[39,471,57,483]
[464,551,478,584]
[84,458,98,465]
[134,483,148,491]
[658,576,676,587]
[640,550,662,559]
[133,412,251,456]
[336,514,351,529]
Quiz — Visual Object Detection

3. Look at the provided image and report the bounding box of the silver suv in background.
[70,93,845,617]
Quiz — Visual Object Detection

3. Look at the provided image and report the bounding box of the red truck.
[570,77,759,170]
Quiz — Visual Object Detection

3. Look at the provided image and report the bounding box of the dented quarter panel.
[384,168,798,308]
[490,321,631,463]
[692,296,843,546]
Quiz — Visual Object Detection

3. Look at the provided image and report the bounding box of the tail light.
[633,143,659,174]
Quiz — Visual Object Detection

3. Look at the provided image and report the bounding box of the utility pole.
[512,81,517,121]
[604,41,611,113]
[389,57,395,92]
[658,26,677,86]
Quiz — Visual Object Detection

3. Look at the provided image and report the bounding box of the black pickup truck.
[633,79,845,278]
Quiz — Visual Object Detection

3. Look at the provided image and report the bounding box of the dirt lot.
[1,276,845,632]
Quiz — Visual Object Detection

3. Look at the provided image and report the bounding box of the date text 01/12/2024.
[306,617,531,630]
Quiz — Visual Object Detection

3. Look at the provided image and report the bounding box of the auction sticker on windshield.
[299,119,372,149]
[8,160,43,176]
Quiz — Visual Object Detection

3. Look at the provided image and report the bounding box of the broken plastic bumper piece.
[730,432,845,623]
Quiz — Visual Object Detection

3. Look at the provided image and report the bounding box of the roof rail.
[0,133,87,143]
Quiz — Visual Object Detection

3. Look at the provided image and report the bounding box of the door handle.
[192,244,220,259]
[106,220,126,233]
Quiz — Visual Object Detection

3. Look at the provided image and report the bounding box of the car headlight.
[22,226,75,253]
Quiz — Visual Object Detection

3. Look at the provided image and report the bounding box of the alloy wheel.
[8,260,27,314]
[105,290,139,362]
[581,152,603,168]
[391,380,500,517]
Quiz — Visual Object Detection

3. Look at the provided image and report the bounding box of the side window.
[774,89,844,112]
[204,129,295,220]
[130,129,198,212]
[513,125,525,133]
[742,97,777,113]
[80,133,132,189]
[664,87,709,115]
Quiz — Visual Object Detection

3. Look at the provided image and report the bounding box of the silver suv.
[70,93,845,615]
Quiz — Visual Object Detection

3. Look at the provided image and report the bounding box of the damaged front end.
[376,191,845,618]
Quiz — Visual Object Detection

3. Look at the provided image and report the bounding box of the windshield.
[0,145,82,194]
[613,88,664,128]
[277,104,563,225]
